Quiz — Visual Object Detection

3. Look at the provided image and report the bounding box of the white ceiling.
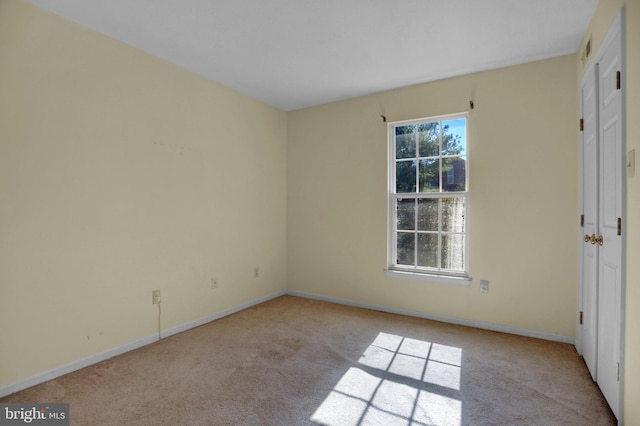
[26,0,597,111]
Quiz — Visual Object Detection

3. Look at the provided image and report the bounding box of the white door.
[596,22,623,419]
[578,11,624,421]
[579,64,598,381]
[577,15,624,419]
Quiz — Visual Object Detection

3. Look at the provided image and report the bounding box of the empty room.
[1,0,639,424]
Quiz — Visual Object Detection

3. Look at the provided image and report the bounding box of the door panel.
[580,64,598,380]
[602,123,618,221]
[596,23,623,420]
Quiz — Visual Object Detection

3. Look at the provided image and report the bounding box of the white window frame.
[387,113,470,284]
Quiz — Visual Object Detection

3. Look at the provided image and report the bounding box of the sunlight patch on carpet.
[311,333,462,426]
[359,332,462,391]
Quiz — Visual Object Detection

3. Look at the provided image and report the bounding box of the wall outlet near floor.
[152,289,161,304]
[480,280,489,293]
[211,277,218,289]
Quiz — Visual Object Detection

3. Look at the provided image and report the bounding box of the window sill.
[385,269,471,286]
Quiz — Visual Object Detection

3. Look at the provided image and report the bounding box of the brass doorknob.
[584,234,603,245]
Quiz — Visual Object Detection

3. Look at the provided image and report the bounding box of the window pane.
[442,118,466,156]
[397,199,415,230]
[390,114,468,276]
[417,233,438,268]
[397,233,415,266]
[418,122,439,157]
[395,125,416,159]
[417,199,438,231]
[442,157,466,192]
[396,160,416,193]
[418,159,439,192]
[442,198,465,232]
[441,234,464,270]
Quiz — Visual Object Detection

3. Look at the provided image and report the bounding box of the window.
[388,114,468,280]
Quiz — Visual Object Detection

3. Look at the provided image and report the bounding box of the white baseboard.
[0,290,286,399]
[286,290,575,345]
[160,290,286,339]
[0,334,159,399]
[1,289,572,398]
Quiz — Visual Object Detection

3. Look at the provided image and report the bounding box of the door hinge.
[618,217,622,236]
[579,118,584,131]
[616,71,621,90]
[580,214,584,227]
[579,311,583,325]
[617,362,620,381]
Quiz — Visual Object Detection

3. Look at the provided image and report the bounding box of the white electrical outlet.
[152,289,161,304]
[480,280,489,293]
[211,277,218,289]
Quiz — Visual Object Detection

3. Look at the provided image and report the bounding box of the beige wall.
[579,1,640,422]
[3,0,636,418]
[0,0,287,387]
[288,55,578,337]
